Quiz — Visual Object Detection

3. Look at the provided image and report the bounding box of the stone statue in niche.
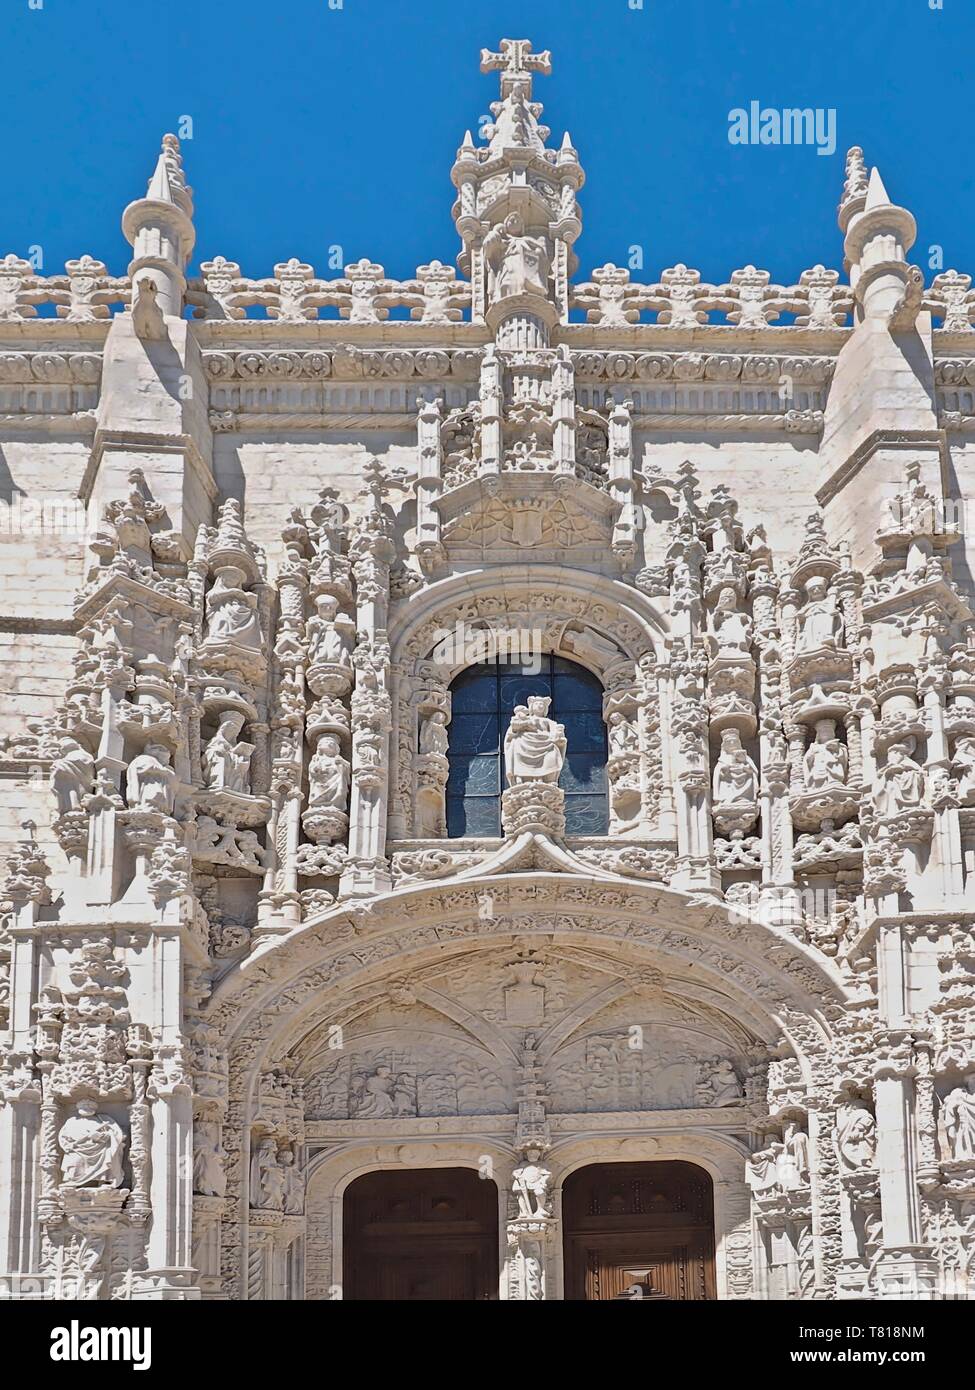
[419,709,449,756]
[608,712,639,755]
[780,1122,810,1187]
[951,736,975,801]
[484,212,551,302]
[833,1096,877,1172]
[58,1099,126,1188]
[50,736,95,813]
[874,738,925,818]
[306,594,352,667]
[942,1074,975,1161]
[711,729,759,807]
[803,719,848,790]
[250,1137,285,1210]
[278,1148,305,1215]
[205,565,261,649]
[504,696,566,785]
[795,575,842,652]
[746,1135,783,1194]
[512,1148,552,1218]
[202,711,254,794]
[308,735,351,810]
[193,1120,227,1197]
[126,743,177,814]
[711,586,752,655]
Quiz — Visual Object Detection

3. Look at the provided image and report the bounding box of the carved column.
[341,462,395,898]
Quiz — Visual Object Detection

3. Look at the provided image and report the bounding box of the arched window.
[445,655,608,838]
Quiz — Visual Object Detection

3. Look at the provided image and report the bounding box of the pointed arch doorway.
[343,1168,500,1300]
[562,1161,716,1300]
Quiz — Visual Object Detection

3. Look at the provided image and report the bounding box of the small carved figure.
[58,1099,126,1188]
[504,696,566,785]
[746,1136,783,1194]
[249,1137,285,1210]
[781,1121,810,1187]
[942,1074,975,1161]
[795,575,842,652]
[804,719,848,790]
[202,711,254,795]
[126,743,176,814]
[419,709,449,756]
[205,565,261,648]
[349,1065,396,1119]
[712,729,759,807]
[951,736,975,801]
[193,1121,227,1197]
[875,739,925,818]
[512,1147,552,1218]
[308,735,351,809]
[278,1147,305,1215]
[833,1097,877,1172]
[708,1058,744,1106]
[608,712,639,755]
[50,736,95,813]
[484,212,551,302]
[306,594,352,666]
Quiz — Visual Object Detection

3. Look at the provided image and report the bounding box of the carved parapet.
[501,782,566,838]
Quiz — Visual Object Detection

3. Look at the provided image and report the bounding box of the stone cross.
[480,39,552,98]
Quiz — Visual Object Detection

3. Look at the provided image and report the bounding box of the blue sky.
[3,0,970,287]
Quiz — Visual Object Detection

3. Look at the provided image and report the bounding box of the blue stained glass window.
[444,656,609,837]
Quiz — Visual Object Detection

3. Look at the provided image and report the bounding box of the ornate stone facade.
[2,38,975,1301]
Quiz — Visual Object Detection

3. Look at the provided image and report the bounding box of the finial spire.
[121,133,196,319]
[837,146,869,234]
[480,38,552,100]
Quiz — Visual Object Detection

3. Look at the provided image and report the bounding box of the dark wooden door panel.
[344,1167,499,1301]
[564,1162,716,1301]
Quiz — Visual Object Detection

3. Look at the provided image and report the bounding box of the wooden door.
[344,1167,499,1301]
[563,1161,716,1301]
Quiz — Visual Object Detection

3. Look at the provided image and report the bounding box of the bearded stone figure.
[58,1100,126,1188]
[50,736,95,814]
[942,1074,975,1161]
[504,696,566,785]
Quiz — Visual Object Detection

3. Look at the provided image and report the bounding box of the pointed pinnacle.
[864,166,891,211]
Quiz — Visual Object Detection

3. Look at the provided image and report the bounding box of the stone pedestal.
[501,783,565,838]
